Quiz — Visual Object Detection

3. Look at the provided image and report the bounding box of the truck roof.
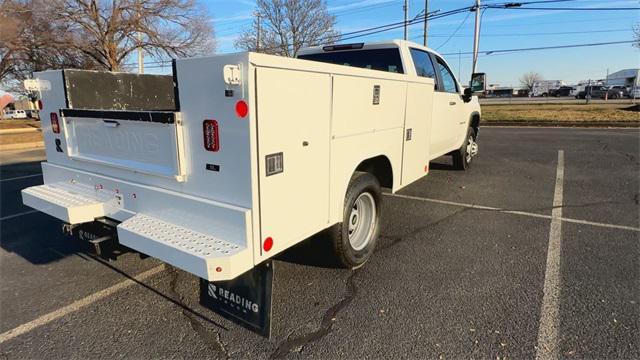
[297,39,446,59]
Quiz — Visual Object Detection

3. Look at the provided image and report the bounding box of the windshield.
[298,48,404,74]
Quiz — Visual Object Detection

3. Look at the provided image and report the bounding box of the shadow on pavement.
[276,228,343,269]
[0,160,43,178]
[0,213,90,265]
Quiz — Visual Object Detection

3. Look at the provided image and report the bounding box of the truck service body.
[22,40,482,283]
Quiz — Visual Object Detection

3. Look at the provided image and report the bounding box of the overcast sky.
[196,0,639,86]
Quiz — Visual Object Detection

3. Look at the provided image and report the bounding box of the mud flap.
[200,261,274,338]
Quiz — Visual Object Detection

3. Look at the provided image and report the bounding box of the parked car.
[601,86,628,99]
[576,85,607,99]
[550,86,575,97]
[25,109,40,120]
[630,86,640,99]
[3,109,28,119]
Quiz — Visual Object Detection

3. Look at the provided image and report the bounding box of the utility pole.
[403,0,409,41]
[256,13,261,52]
[472,0,481,74]
[423,0,429,46]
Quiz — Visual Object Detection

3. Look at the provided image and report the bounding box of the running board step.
[21,183,110,224]
[117,214,252,281]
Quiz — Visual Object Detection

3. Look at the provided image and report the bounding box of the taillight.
[235,100,248,118]
[37,100,43,110]
[203,120,219,151]
[263,237,273,252]
[50,112,60,133]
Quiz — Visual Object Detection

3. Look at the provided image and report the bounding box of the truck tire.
[452,127,478,170]
[330,171,381,269]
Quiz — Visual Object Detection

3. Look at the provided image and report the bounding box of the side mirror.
[470,72,486,93]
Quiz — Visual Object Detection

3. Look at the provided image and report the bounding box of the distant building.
[606,69,640,89]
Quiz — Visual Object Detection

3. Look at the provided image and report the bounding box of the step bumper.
[21,183,112,224]
[118,214,252,280]
[21,163,256,281]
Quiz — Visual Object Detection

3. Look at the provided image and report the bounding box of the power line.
[434,10,472,50]
[441,39,636,56]
[412,28,632,39]
[487,6,640,10]
[127,5,474,66]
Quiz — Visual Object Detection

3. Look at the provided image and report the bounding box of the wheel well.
[355,155,393,189]
[470,112,480,137]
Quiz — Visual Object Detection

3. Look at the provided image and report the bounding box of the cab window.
[298,48,404,74]
[435,57,458,93]
[409,48,437,79]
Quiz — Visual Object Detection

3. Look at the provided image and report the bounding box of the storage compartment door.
[401,82,433,186]
[256,68,331,257]
[61,110,185,180]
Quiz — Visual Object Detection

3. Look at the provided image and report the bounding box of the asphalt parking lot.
[1,127,638,359]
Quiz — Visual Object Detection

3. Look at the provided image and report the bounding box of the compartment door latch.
[223,65,242,86]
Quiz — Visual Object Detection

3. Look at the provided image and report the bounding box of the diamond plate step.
[117,214,252,280]
[22,183,109,224]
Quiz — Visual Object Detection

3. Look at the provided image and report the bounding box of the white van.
[11,110,28,119]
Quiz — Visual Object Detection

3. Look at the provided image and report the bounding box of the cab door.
[432,55,465,155]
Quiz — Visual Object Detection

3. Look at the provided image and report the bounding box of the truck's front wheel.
[452,127,478,170]
[331,172,381,269]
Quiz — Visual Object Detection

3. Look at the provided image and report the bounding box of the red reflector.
[263,237,273,252]
[50,112,60,133]
[202,120,219,152]
[37,100,43,110]
[235,100,248,118]
[216,267,222,272]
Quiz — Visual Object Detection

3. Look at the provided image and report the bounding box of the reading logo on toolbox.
[200,261,274,338]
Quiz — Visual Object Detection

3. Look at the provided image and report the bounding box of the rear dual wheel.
[330,172,381,269]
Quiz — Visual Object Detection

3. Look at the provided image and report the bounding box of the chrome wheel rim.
[466,135,478,163]
[348,192,376,251]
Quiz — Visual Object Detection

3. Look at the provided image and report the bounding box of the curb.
[0,128,41,135]
[482,121,639,128]
[0,141,45,151]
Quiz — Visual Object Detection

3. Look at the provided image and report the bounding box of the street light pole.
[136,0,144,74]
[137,34,144,74]
[256,14,261,52]
[472,0,481,74]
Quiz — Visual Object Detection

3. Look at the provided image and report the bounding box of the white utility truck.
[22,40,483,283]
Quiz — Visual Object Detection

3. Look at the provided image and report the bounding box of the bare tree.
[1,0,96,92]
[520,71,542,92]
[235,0,339,57]
[52,0,216,71]
[1,0,215,90]
[634,23,640,49]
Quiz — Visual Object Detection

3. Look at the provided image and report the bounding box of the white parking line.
[0,174,42,182]
[0,264,165,344]
[0,210,39,221]
[536,150,564,360]
[384,194,639,232]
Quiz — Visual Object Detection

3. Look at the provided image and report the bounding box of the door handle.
[449,101,457,106]
[103,120,119,128]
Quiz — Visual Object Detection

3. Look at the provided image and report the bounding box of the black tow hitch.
[63,218,126,260]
